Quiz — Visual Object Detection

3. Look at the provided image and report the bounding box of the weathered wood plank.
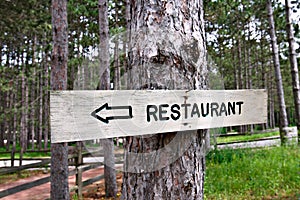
[50,90,267,143]
[0,159,50,176]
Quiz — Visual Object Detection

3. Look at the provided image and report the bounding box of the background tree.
[50,0,69,199]
[267,0,289,144]
[99,0,117,198]
[285,0,300,144]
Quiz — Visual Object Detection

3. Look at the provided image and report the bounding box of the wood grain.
[50,90,267,143]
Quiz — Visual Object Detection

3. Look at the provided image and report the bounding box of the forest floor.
[0,166,123,200]
[0,133,298,200]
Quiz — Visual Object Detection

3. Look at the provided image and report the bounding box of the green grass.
[0,151,51,159]
[0,143,51,159]
[204,145,300,199]
[216,131,279,144]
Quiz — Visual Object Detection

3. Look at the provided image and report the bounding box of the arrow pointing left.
[91,103,133,124]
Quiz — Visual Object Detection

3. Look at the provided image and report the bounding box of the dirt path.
[0,166,105,200]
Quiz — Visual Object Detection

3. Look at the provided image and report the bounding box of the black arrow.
[91,103,133,124]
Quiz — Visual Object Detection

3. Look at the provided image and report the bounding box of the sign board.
[50,90,267,143]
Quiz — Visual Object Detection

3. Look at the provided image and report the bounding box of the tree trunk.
[122,0,208,199]
[20,63,26,166]
[30,68,36,150]
[43,57,49,150]
[246,33,254,134]
[268,66,276,129]
[5,91,10,151]
[267,0,289,144]
[38,70,43,150]
[0,62,4,148]
[99,0,117,197]
[113,38,120,90]
[113,3,120,90]
[51,0,70,199]
[31,35,37,149]
[285,0,300,144]
[11,80,18,167]
[0,92,3,148]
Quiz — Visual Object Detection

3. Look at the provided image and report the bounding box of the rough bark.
[50,0,70,199]
[125,0,131,88]
[99,0,117,197]
[113,3,121,90]
[122,0,208,199]
[285,0,300,144]
[267,0,289,144]
[98,0,110,91]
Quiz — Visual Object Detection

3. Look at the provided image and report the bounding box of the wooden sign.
[50,90,267,143]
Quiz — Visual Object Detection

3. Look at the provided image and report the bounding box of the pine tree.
[99,0,117,197]
[267,0,289,144]
[121,0,208,199]
[285,0,300,144]
[50,0,70,199]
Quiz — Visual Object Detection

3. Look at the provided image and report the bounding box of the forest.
[1,0,299,151]
[0,0,299,199]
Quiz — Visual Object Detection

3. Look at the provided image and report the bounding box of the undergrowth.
[205,145,300,199]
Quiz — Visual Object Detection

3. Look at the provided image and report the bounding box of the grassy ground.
[216,131,279,144]
[0,143,51,159]
[0,170,45,184]
[204,144,300,199]
[0,151,51,159]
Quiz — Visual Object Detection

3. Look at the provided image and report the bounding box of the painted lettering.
[191,103,200,118]
[228,102,235,115]
[147,105,158,122]
[219,102,228,116]
[236,101,244,115]
[159,104,169,121]
[146,101,245,122]
[181,103,191,119]
[171,104,181,120]
[201,103,209,117]
[210,102,219,117]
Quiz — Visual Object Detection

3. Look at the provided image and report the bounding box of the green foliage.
[204,0,300,129]
[205,145,300,199]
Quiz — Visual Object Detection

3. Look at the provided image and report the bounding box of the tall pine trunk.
[38,70,43,150]
[99,0,117,197]
[113,3,120,90]
[11,80,18,167]
[43,52,50,150]
[285,0,300,144]
[267,0,289,144]
[122,0,208,199]
[31,35,37,150]
[50,0,69,199]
